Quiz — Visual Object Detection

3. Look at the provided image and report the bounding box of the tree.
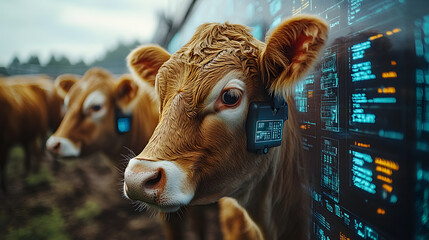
[8,56,21,75]
[9,56,20,67]
[26,55,41,66]
[0,67,9,76]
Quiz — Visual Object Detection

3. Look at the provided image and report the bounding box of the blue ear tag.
[246,95,288,154]
[115,107,133,134]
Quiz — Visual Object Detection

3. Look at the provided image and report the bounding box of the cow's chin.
[147,202,181,213]
[123,184,191,213]
[129,200,184,214]
[48,152,81,161]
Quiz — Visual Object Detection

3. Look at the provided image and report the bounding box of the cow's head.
[123,16,328,212]
[46,68,141,157]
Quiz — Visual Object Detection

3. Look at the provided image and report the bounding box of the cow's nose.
[45,136,81,157]
[124,162,166,204]
[46,137,61,154]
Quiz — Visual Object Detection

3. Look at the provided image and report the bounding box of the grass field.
[1,145,221,240]
[0,146,167,240]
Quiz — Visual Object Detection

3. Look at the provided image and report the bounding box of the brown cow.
[123,15,328,239]
[45,67,160,171]
[46,66,209,239]
[0,75,63,193]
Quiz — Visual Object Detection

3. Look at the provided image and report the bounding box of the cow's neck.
[237,102,309,240]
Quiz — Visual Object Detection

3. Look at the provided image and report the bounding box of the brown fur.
[0,75,63,193]
[52,66,212,240]
[128,47,222,239]
[127,15,328,239]
[48,67,159,169]
[51,68,209,239]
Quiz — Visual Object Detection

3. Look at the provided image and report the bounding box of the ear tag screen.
[246,95,288,154]
[115,107,133,134]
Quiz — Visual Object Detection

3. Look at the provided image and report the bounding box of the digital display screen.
[255,120,283,143]
[168,0,429,239]
[350,147,399,204]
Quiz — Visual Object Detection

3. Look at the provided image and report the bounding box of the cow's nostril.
[53,142,61,151]
[145,169,163,189]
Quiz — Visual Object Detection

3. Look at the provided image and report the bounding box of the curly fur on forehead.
[156,23,267,114]
[81,67,113,83]
[174,22,265,67]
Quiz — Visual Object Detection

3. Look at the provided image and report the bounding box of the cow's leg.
[23,141,32,176]
[23,138,42,175]
[219,197,264,240]
[0,145,9,194]
[30,138,42,173]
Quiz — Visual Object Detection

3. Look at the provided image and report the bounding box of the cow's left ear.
[260,15,328,97]
[55,74,79,98]
[127,45,171,87]
[114,74,139,111]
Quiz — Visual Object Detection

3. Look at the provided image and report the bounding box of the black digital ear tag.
[246,95,288,154]
[115,107,133,134]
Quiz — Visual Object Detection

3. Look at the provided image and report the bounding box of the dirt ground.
[0,146,221,240]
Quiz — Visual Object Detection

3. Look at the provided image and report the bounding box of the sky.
[0,0,179,66]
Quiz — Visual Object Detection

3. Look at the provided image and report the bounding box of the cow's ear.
[260,15,328,98]
[127,45,171,87]
[114,74,139,110]
[55,74,79,98]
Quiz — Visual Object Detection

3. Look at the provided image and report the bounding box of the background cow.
[0,75,64,193]
[123,15,328,239]
[45,67,160,171]
[47,66,213,239]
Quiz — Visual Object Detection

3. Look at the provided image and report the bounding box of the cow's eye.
[91,104,102,112]
[221,89,241,106]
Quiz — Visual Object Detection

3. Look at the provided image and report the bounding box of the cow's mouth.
[46,136,82,157]
[123,183,184,213]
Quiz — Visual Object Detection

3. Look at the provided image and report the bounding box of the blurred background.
[1,0,429,239]
[0,0,191,77]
